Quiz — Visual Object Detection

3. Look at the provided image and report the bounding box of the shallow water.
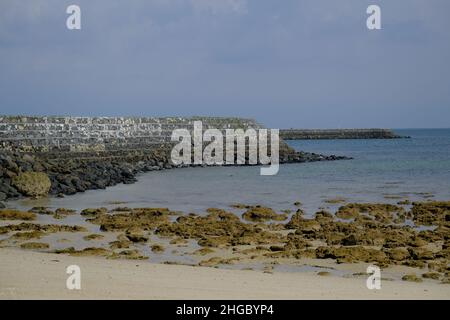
[7,129,450,215]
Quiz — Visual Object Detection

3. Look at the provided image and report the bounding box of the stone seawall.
[0,116,263,152]
[0,116,349,202]
[280,129,407,140]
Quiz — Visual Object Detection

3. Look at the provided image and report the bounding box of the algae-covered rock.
[55,247,110,257]
[151,244,165,253]
[410,201,450,226]
[422,272,441,280]
[83,234,105,241]
[20,242,50,250]
[12,231,45,240]
[386,247,410,262]
[242,206,288,222]
[402,274,423,283]
[125,231,149,243]
[12,172,51,197]
[193,248,215,256]
[110,250,148,260]
[0,209,36,221]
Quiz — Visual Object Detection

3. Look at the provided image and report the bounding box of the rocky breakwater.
[280,129,408,140]
[0,116,350,203]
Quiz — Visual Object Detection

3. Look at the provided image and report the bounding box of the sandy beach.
[1,248,449,300]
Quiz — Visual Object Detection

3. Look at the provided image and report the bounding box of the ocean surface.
[10,129,450,216]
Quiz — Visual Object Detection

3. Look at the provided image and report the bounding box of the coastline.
[1,248,449,300]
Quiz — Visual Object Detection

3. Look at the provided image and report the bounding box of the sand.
[0,248,449,300]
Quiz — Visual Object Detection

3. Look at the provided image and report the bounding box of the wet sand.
[1,248,449,300]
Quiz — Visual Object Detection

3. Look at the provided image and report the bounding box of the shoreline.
[1,248,449,300]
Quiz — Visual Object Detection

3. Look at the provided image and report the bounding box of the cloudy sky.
[0,0,449,128]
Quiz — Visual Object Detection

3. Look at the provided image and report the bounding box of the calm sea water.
[10,129,450,216]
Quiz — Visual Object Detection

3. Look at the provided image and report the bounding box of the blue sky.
[0,0,449,128]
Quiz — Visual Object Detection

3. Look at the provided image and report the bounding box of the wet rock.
[422,272,441,280]
[29,207,54,215]
[408,247,434,261]
[242,206,288,222]
[324,198,346,204]
[12,231,45,240]
[285,210,305,229]
[402,274,423,283]
[408,237,428,247]
[269,245,285,252]
[125,231,149,243]
[341,234,358,246]
[55,247,110,257]
[315,246,388,264]
[193,248,215,256]
[386,247,410,262]
[151,244,165,253]
[198,257,223,267]
[83,234,104,241]
[20,242,50,250]
[0,222,86,234]
[88,208,172,231]
[410,201,450,226]
[156,211,283,248]
[81,207,107,217]
[337,203,404,223]
[111,250,148,260]
[109,239,132,250]
[0,209,36,221]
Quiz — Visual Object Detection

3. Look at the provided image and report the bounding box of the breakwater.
[280,129,407,140]
[0,116,348,202]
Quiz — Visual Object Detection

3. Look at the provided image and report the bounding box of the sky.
[0,0,449,129]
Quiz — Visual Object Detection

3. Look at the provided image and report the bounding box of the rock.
[20,242,50,250]
[285,211,305,229]
[11,172,51,197]
[0,209,36,221]
[410,201,450,226]
[269,245,285,252]
[83,234,104,241]
[408,247,434,260]
[386,248,410,261]
[193,248,215,256]
[402,274,423,283]
[125,232,149,243]
[341,234,358,246]
[81,207,107,217]
[111,250,148,260]
[151,244,165,253]
[422,272,441,280]
[241,206,288,222]
[55,247,110,257]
